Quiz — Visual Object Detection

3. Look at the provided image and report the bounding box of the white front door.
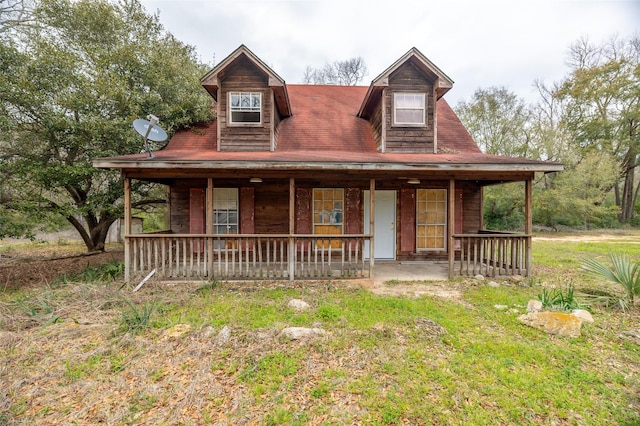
[364,190,396,260]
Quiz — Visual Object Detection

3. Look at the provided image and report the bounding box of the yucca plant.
[582,253,640,306]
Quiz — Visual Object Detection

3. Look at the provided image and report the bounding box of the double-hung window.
[416,189,447,250]
[393,92,425,126]
[213,188,238,249]
[229,92,261,124]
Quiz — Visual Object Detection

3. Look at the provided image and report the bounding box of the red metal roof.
[95,85,560,172]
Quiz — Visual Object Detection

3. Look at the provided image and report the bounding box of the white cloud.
[142,0,639,106]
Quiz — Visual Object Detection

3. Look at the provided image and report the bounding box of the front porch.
[119,173,537,283]
[125,231,531,282]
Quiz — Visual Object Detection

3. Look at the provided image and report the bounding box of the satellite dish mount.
[132,114,168,158]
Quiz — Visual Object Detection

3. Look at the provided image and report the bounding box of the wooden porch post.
[448,179,456,279]
[369,179,375,279]
[206,178,214,277]
[289,178,295,281]
[524,178,533,277]
[479,186,484,230]
[124,177,131,282]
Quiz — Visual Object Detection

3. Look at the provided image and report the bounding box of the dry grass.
[1,234,640,424]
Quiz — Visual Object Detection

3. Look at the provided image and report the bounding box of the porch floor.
[373,261,449,285]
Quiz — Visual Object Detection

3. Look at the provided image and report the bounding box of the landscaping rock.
[571,309,594,323]
[527,300,543,313]
[474,274,485,281]
[287,299,311,311]
[518,311,582,337]
[494,304,508,310]
[217,325,231,343]
[281,327,326,340]
[488,281,500,288]
[200,325,216,338]
[510,275,524,283]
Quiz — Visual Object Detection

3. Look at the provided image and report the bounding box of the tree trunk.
[66,214,116,252]
[618,146,637,223]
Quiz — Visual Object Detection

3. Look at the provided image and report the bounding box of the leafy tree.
[303,57,368,85]
[557,35,640,223]
[483,182,525,231]
[533,152,619,229]
[0,0,213,250]
[455,87,533,157]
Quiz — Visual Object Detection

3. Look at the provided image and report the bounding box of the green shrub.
[537,285,583,311]
[119,299,158,334]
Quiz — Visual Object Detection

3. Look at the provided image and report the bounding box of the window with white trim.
[214,188,238,248]
[416,189,446,250]
[393,92,425,126]
[229,92,261,124]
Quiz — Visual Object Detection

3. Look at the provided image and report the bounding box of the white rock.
[287,299,311,311]
[494,304,509,310]
[571,309,594,323]
[217,325,231,343]
[488,281,500,288]
[281,327,326,340]
[474,274,485,281]
[200,325,216,338]
[527,300,543,313]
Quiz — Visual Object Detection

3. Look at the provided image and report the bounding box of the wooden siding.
[295,187,312,234]
[384,63,435,153]
[240,187,255,233]
[167,180,484,263]
[345,188,361,234]
[459,182,482,232]
[170,183,191,234]
[399,188,416,253]
[189,189,205,234]
[255,183,289,233]
[219,56,272,151]
[370,100,384,152]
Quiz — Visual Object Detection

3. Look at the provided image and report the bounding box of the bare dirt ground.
[0,240,123,291]
[533,229,640,243]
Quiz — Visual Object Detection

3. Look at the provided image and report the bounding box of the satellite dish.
[132,115,168,158]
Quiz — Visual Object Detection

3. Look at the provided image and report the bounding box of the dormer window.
[393,92,425,126]
[229,92,262,124]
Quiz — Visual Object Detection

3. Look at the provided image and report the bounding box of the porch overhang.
[94,157,563,180]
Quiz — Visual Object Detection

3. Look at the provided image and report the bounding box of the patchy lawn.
[0,233,639,425]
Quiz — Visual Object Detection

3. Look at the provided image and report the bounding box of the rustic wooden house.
[94,45,562,282]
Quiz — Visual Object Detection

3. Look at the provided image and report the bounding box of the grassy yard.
[1,232,639,425]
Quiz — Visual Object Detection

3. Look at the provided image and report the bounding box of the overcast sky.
[140,0,639,106]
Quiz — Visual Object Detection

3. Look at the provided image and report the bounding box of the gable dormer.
[201,45,292,152]
[358,48,453,154]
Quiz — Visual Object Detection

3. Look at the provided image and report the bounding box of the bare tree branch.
[302,56,368,85]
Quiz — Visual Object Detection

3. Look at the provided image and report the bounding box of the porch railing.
[127,234,371,281]
[452,233,531,277]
